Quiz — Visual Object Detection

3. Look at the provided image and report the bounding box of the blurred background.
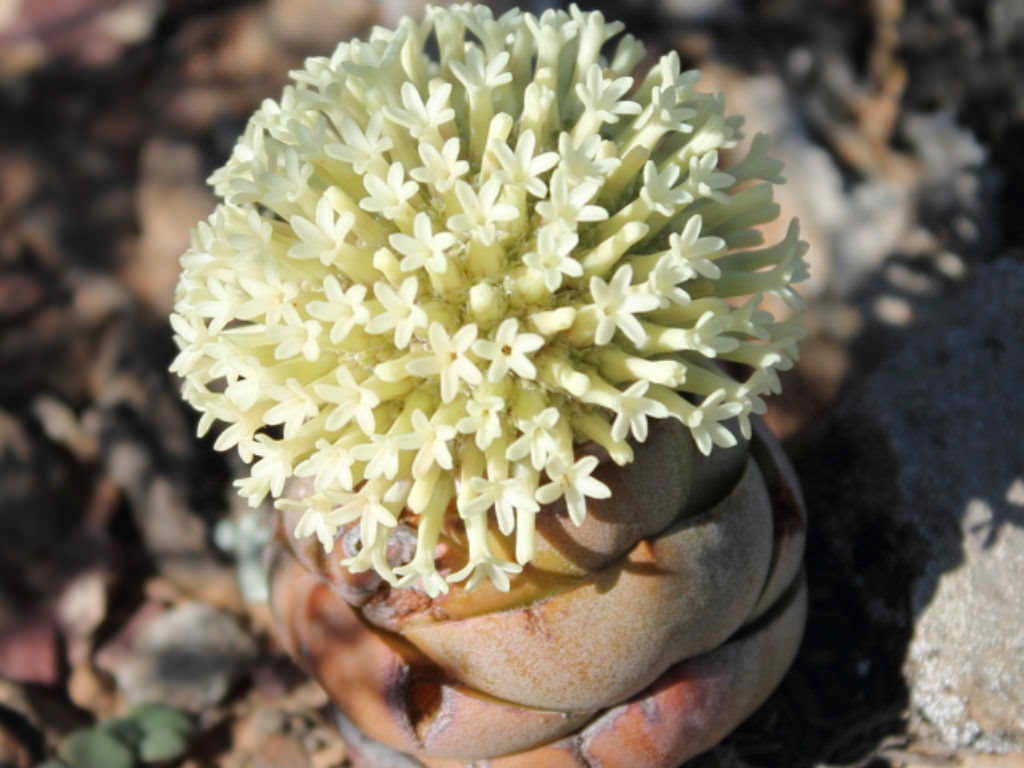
[0,1,1022,766]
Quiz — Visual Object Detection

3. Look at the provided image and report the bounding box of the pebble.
[128,138,215,316]
[101,601,258,713]
[0,615,59,686]
[266,0,376,49]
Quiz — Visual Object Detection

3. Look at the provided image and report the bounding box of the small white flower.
[206,341,260,389]
[389,213,457,274]
[735,369,773,435]
[352,432,418,480]
[306,276,369,344]
[257,147,313,206]
[687,389,742,455]
[223,208,274,259]
[456,3,520,57]
[366,276,428,349]
[447,179,517,246]
[684,108,739,158]
[524,10,580,66]
[646,84,697,131]
[287,497,339,552]
[235,265,300,326]
[342,35,404,89]
[589,264,661,345]
[408,409,457,477]
[611,380,669,443]
[234,474,272,508]
[287,114,331,159]
[522,227,582,293]
[490,129,559,198]
[536,455,611,526]
[647,253,693,308]
[360,162,418,219]
[666,215,725,280]
[314,367,380,435]
[339,480,399,551]
[410,137,469,193]
[466,475,539,536]
[249,434,299,499]
[651,51,701,93]
[382,80,455,142]
[640,161,693,217]
[325,114,392,175]
[295,437,357,492]
[282,493,361,552]
[448,551,522,593]
[263,377,320,439]
[506,407,560,470]
[208,399,266,462]
[193,277,246,333]
[169,311,214,375]
[574,64,640,125]
[288,55,340,92]
[407,323,481,403]
[288,195,356,267]
[457,394,506,450]
[536,169,608,233]
[267,319,323,362]
[683,310,741,357]
[472,318,544,382]
[449,47,513,92]
[556,133,620,185]
[684,151,735,204]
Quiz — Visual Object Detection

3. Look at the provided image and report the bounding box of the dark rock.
[802,259,1024,752]
[0,716,35,768]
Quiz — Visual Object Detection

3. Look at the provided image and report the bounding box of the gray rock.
[903,111,999,260]
[660,0,741,21]
[712,68,914,298]
[805,259,1024,752]
[903,111,986,184]
[110,601,259,713]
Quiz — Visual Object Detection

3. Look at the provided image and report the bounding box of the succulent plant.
[42,704,194,768]
[214,508,274,603]
[169,3,808,765]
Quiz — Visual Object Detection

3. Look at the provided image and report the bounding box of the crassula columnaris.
[170,3,808,599]
[172,4,811,765]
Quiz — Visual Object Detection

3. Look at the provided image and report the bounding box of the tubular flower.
[170,3,808,601]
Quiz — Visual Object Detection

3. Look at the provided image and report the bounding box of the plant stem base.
[331,575,807,768]
[269,420,808,767]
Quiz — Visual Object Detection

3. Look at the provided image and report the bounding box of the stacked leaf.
[271,417,807,766]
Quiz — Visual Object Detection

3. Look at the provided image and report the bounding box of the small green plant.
[214,508,274,603]
[39,703,194,768]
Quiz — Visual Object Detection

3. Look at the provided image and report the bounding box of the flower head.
[171,3,807,597]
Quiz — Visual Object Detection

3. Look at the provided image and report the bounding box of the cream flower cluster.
[170,3,808,596]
